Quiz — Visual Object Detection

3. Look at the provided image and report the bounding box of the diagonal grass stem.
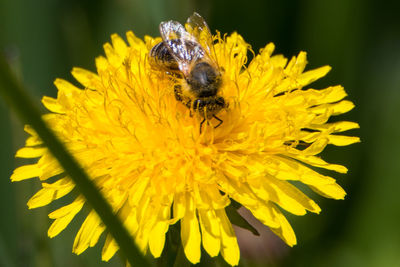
[0,54,151,267]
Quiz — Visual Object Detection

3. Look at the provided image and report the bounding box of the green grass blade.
[0,54,151,267]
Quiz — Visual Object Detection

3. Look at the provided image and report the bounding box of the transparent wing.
[159,20,204,75]
[185,12,219,67]
[159,20,194,42]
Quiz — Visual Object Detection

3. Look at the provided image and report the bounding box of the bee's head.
[192,96,226,119]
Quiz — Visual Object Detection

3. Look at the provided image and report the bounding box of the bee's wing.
[159,20,203,76]
[185,12,219,67]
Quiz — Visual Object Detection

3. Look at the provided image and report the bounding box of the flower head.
[11,18,359,266]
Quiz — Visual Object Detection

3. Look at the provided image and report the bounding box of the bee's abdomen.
[149,42,179,71]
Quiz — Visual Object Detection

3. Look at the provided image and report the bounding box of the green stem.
[0,55,151,267]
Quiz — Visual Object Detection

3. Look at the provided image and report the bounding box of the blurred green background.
[0,0,399,266]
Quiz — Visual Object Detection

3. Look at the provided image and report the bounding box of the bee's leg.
[213,115,223,128]
[186,99,193,109]
[174,85,183,102]
[199,118,206,134]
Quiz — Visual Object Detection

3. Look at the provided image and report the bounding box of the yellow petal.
[217,175,258,207]
[285,52,307,76]
[289,86,346,106]
[71,67,101,89]
[15,147,46,158]
[271,208,297,247]
[270,54,288,68]
[172,193,186,222]
[42,96,65,114]
[216,209,240,266]
[247,43,275,73]
[296,65,331,88]
[275,65,332,95]
[28,178,75,209]
[23,124,38,136]
[95,56,109,72]
[198,209,221,257]
[292,154,348,173]
[149,204,171,258]
[149,221,168,257]
[328,135,360,146]
[181,194,201,264]
[53,78,81,97]
[300,138,329,156]
[134,199,152,253]
[310,100,355,116]
[248,203,280,229]
[263,176,321,215]
[311,121,360,132]
[318,85,347,103]
[25,136,42,146]
[194,184,230,210]
[11,164,41,181]
[269,156,336,186]
[103,42,122,68]
[309,183,346,200]
[48,196,85,237]
[73,210,105,255]
[102,234,119,261]
[127,31,145,47]
[111,34,128,58]
[128,176,150,207]
[37,154,64,180]
[270,206,297,246]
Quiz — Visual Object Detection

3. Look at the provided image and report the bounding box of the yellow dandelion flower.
[11,13,359,266]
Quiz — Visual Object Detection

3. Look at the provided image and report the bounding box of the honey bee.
[149,12,226,132]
